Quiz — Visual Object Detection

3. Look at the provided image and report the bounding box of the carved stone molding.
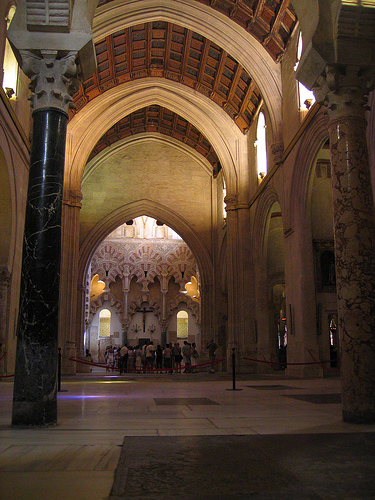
[20,50,80,113]
[271,142,284,164]
[314,64,374,121]
[224,193,238,211]
[63,190,83,208]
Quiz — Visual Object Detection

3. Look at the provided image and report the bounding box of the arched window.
[223,179,227,219]
[256,111,267,180]
[99,309,111,337]
[177,310,188,338]
[3,6,18,98]
[295,31,315,110]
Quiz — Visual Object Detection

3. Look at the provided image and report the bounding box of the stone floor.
[1,370,374,499]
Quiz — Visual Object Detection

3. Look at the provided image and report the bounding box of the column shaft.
[328,113,375,423]
[12,108,67,426]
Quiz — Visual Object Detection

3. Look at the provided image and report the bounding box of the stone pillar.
[60,190,82,372]
[321,65,375,423]
[224,194,253,371]
[12,50,80,426]
[0,267,10,375]
[0,267,10,346]
[161,318,168,347]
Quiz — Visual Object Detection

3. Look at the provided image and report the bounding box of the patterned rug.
[110,433,375,499]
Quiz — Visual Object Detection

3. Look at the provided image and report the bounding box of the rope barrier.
[243,354,339,369]
[69,356,225,373]
[0,352,14,378]
[307,349,340,373]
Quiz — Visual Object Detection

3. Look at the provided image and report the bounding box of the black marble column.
[12,108,68,426]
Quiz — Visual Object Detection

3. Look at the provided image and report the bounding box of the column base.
[12,400,57,426]
[62,341,77,375]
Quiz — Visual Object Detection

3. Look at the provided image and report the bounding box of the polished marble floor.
[0,371,374,499]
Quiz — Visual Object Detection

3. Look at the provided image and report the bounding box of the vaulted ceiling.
[87,105,221,174]
[96,0,297,61]
[74,1,297,171]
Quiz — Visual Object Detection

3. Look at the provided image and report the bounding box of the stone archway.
[72,199,214,363]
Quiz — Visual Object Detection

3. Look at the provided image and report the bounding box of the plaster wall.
[80,136,213,255]
[310,148,334,240]
[281,28,301,150]
[0,98,29,374]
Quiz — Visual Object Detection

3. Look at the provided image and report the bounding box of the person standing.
[145,341,155,370]
[135,345,142,372]
[191,342,199,372]
[119,344,128,374]
[173,342,182,373]
[207,339,217,373]
[182,341,191,373]
[155,345,163,371]
[163,343,172,374]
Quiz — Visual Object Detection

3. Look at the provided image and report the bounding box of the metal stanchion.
[227,348,242,391]
[57,347,62,392]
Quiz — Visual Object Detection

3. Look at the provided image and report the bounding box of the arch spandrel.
[65,80,243,194]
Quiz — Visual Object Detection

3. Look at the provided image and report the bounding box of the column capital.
[20,50,80,114]
[314,64,374,121]
[271,142,284,164]
[224,193,249,212]
[63,189,83,208]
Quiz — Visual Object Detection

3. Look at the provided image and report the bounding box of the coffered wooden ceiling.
[88,105,221,175]
[77,1,297,169]
[96,0,297,62]
[72,21,263,133]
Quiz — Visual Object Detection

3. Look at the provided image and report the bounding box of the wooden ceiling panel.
[96,0,297,60]
[76,1,298,166]
[88,105,221,175]
[72,21,264,134]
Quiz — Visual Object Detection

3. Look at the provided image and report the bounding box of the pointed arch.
[79,199,213,296]
[93,0,282,142]
[66,81,244,195]
[252,185,283,258]
[290,109,329,229]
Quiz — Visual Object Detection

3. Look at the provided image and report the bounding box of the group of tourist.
[103,340,214,374]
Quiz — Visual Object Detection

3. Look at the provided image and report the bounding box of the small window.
[177,311,188,338]
[256,111,267,180]
[223,179,227,219]
[99,309,111,337]
[3,6,18,98]
[295,32,315,110]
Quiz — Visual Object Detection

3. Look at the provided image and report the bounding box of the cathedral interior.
[1,1,375,497]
